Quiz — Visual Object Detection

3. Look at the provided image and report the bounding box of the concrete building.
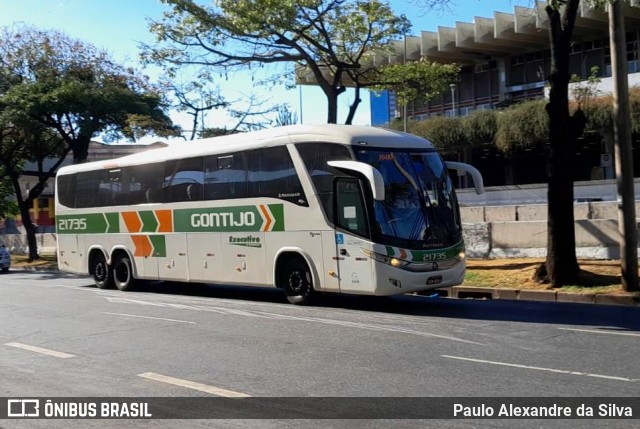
[372,1,640,122]
[365,1,640,187]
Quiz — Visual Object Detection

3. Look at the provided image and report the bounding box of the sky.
[0,0,532,142]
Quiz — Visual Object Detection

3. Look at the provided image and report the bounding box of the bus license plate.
[427,276,442,285]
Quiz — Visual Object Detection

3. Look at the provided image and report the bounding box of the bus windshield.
[354,148,462,250]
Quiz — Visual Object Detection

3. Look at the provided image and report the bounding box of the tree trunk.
[72,135,92,163]
[344,86,362,125]
[534,1,581,286]
[10,178,39,262]
[326,91,339,124]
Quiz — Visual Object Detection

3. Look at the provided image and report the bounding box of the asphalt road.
[1,271,639,429]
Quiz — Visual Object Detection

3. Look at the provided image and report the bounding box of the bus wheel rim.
[95,262,106,281]
[289,271,305,293]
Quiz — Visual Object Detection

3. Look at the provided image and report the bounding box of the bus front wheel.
[92,252,113,289]
[280,258,315,305]
[113,254,136,291]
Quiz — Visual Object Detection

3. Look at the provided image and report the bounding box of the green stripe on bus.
[105,213,120,233]
[149,235,166,257]
[173,204,284,232]
[268,204,285,231]
[57,213,109,234]
[139,211,159,233]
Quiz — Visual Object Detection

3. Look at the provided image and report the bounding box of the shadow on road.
[23,270,640,332]
[127,279,640,332]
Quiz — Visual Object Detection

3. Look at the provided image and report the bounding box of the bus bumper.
[372,259,465,296]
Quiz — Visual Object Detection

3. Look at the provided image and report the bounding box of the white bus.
[55,125,483,304]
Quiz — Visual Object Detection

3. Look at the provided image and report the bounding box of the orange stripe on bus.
[122,212,142,233]
[131,235,153,257]
[259,205,272,232]
[155,210,173,233]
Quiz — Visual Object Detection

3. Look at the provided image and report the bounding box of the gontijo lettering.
[190,211,255,228]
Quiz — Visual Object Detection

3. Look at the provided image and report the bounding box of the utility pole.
[608,0,639,291]
[450,83,457,117]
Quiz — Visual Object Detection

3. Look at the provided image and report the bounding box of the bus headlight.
[363,250,410,268]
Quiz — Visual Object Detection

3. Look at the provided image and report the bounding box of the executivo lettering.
[228,235,262,248]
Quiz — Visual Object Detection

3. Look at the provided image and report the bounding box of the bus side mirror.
[327,160,385,201]
[445,161,485,195]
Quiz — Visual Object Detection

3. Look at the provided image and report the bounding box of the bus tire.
[92,252,113,289]
[280,257,315,305]
[113,254,136,291]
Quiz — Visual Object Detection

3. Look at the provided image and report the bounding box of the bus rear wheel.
[113,254,136,291]
[280,258,315,305]
[92,252,113,289]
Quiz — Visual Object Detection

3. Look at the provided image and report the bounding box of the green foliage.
[0,166,17,220]
[392,100,548,153]
[0,25,178,162]
[372,59,460,107]
[411,116,464,150]
[495,100,549,152]
[461,110,497,147]
[144,0,411,123]
[581,86,640,135]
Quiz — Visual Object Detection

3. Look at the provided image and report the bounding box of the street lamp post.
[450,83,457,117]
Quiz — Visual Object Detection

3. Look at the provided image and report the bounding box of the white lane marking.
[442,355,638,383]
[254,311,485,345]
[558,327,640,337]
[104,312,196,325]
[138,372,251,397]
[4,342,75,359]
[105,297,266,317]
[105,297,482,345]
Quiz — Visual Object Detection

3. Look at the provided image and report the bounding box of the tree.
[161,79,230,140]
[372,59,460,128]
[0,167,17,221]
[142,0,410,124]
[528,0,583,285]
[0,116,68,260]
[0,25,178,164]
[275,104,299,127]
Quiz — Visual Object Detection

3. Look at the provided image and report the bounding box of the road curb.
[439,285,640,307]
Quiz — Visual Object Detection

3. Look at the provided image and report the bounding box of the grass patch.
[464,258,633,294]
[11,253,57,268]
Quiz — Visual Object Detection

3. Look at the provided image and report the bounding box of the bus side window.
[204,153,247,200]
[297,143,352,217]
[163,157,205,202]
[127,164,163,205]
[247,146,307,205]
[75,170,107,208]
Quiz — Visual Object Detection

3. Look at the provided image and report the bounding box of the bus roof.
[57,124,435,175]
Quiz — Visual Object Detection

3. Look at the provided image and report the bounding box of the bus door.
[334,178,374,294]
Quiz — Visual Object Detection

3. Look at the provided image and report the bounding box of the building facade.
[369,2,640,186]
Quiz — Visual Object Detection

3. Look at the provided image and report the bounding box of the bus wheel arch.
[111,249,137,291]
[275,251,317,305]
[89,248,113,289]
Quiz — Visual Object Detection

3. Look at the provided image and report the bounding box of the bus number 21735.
[57,218,87,231]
